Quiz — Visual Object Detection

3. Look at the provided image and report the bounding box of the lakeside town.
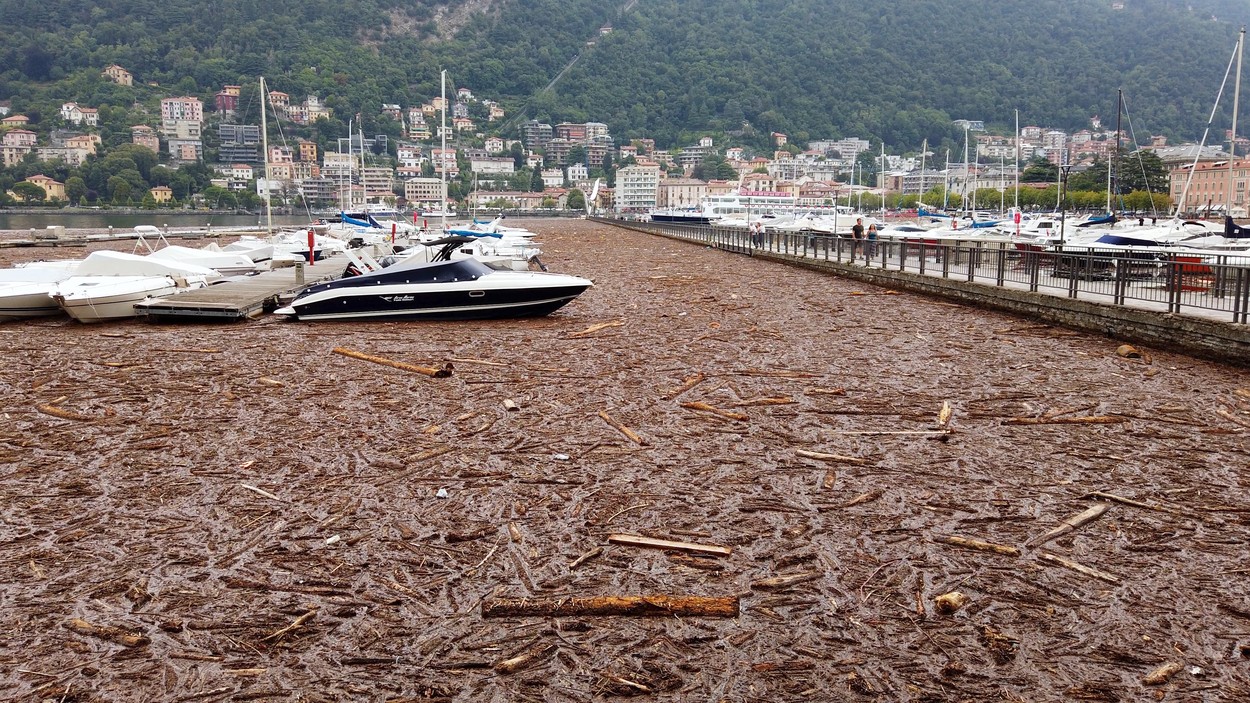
[1,63,1249,219]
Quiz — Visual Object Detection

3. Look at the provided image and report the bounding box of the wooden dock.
[134,256,346,320]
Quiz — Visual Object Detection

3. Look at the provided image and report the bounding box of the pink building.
[161,97,203,122]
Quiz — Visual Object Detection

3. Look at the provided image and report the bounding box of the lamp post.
[1058,163,1073,247]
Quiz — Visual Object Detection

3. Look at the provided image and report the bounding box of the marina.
[2,219,1248,701]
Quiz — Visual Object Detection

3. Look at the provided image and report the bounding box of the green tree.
[11,181,47,202]
[567,188,585,211]
[64,176,87,204]
[529,167,544,192]
[107,176,132,204]
[1021,158,1058,183]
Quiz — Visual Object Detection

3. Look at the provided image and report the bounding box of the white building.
[615,164,661,213]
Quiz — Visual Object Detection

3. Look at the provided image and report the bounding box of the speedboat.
[274,256,592,322]
[0,267,76,320]
[49,251,221,323]
[147,245,261,276]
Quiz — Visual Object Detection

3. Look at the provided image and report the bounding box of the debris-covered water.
[1,220,1248,701]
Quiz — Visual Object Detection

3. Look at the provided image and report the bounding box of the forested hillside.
[0,0,1248,153]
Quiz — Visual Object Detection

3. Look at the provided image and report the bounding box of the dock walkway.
[134,257,346,320]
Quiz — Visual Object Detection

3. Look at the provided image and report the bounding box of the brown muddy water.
[1,220,1249,702]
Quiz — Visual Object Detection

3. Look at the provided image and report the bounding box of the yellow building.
[22,175,66,201]
[150,186,173,203]
[103,64,133,86]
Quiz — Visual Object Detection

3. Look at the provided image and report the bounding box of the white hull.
[52,275,213,323]
[0,268,74,320]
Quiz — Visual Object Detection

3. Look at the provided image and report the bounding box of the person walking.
[851,217,865,256]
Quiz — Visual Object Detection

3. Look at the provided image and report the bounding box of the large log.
[332,347,453,378]
[482,595,739,618]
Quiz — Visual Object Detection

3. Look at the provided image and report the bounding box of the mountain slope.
[0,0,1247,151]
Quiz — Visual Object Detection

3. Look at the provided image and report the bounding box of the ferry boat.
[649,190,798,224]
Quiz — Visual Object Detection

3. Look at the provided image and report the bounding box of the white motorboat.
[147,245,261,276]
[49,251,221,323]
[0,267,76,320]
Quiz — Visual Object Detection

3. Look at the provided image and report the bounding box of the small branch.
[1037,551,1120,584]
[680,401,748,421]
[261,609,317,642]
[1002,415,1127,426]
[597,410,647,445]
[567,319,625,338]
[1027,504,1110,547]
[482,595,740,618]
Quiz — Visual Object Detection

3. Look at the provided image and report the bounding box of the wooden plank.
[481,595,739,618]
[607,533,732,557]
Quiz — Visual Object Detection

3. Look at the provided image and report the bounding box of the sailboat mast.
[260,76,273,234]
[1228,27,1244,216]
[880,141,886,219]
[440,69,448,231]
[943,149,950,209]
[919,138,927,208]
[1110,88,1122,214]
[1014,109,1020,210]
[963,127,971,214]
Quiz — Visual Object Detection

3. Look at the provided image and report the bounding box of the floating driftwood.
[1037,551,1120,584]
[750,572,821,591]
[680,401,748,421]
[607,533,732,557]
[481,595,739,618]
[597,410,647,445]
[795,449,866,465]
[1028,504,1110,547]
[1143,661,1183,685]
[1003,415,1127,426]
[567,319,625,338]
[332,347,453,378]
[932,534,1020,556]
[662,372,706,400]
[64,618,149,648]
[495,642,558,674]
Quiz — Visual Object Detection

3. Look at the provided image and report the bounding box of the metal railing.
[616,220,1250,324]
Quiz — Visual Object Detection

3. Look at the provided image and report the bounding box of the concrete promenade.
[600,218,1250,365]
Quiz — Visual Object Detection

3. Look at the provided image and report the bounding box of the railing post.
[995,243,1006,286]
[1167,256,1182,313]
[1113,257,1127,305]
[1028,250,1040,292]
[1212,256,1227,300]
[1067,252,1079,299]
[1231,266,1246,323]
[967,242,978,282]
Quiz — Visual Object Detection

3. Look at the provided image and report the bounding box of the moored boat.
[49,251,221,323]
[274,257,592,322]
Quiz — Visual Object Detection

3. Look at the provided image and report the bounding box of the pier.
[134,257,345,320]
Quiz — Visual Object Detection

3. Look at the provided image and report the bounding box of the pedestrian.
[851,217,865,255]
[867,223,878,257]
